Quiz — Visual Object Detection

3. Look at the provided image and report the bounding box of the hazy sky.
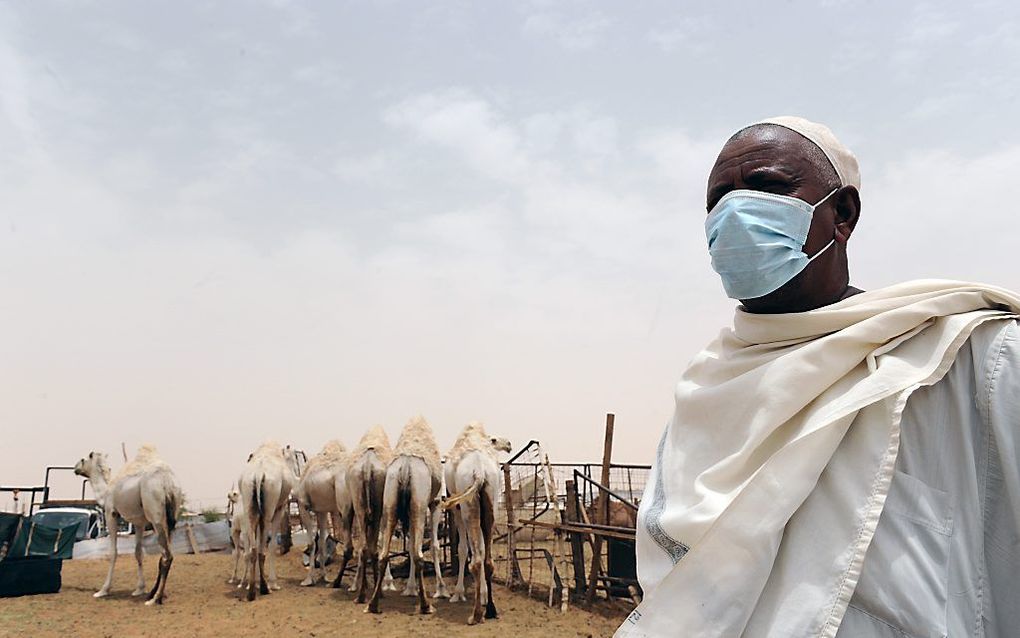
[3,1,1019,509]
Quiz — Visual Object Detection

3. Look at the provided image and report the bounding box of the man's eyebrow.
[706,166,800,210]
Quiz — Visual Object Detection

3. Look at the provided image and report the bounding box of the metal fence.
[493,437,649,610]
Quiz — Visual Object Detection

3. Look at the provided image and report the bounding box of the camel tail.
[443,475,483,511]
[165,491,179,533]
[254,474,267,544]
[479,480,493,532]
[395,459,413,534]
[364,463,375,524]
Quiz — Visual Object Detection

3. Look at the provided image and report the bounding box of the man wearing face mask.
[617,117,1020,638]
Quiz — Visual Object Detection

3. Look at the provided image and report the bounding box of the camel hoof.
[300,578,314,587]
[485,608,499,620]
[93,590,109,599]
[401,588,416,597]
[468,615,484,626]
[383,583,397,592]
[365,604,380,614]
[450,593,465,603]
[270,584,281,591]
[131,588,146,597]
[421,604,435,615]
[144,597,162,606]
[347,585,358,593]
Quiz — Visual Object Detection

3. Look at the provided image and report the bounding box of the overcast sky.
[3,1,1019,509]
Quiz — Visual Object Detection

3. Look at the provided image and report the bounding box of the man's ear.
[833,185,861,243]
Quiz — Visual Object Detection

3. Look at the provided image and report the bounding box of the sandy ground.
[0,551,625,637]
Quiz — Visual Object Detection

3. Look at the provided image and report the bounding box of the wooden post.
[502,464,521,588]
[185,523,201,554]
[541,453,571,612]
[586,413,614,604]
[564,479,587,597]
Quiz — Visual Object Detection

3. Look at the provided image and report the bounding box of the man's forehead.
[709,124,837,185]
[717,126,816,166]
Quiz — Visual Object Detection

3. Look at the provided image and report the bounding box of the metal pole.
[502,464,520,587]
[564,479,587,597]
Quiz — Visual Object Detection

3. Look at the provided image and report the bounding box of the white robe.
[617,281,1020,638]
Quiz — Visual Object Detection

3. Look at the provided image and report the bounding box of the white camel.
[440,423,512,604]
[294,440,355,587]
[367,415,444,615]
[346,425,396,603]
[238,441,298,601]
[226,489,251,588]
[442,422,512,624]
[73,445,182,605]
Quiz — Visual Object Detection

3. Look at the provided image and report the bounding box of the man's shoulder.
[966,317,1018,363]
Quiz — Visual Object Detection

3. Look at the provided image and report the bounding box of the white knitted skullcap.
[751,116,861,190]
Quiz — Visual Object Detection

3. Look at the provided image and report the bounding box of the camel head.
[490,436,513,454]
[282,445,301,478]
[74,451,110,481]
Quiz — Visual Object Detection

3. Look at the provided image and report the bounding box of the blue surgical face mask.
[705,188,837,300]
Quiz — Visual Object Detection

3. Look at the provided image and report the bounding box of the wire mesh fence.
[489,439,650,607]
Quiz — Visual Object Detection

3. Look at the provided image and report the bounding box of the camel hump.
[394,415,441,478]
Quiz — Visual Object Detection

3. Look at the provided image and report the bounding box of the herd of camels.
[72,417,513,625]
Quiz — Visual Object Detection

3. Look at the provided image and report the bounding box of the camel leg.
[332,509,354,590]
[464,502,486,625]
[245,526,259,601]
[367,515,391,596]
[257,528,270,596]
[451,507,470,603]
[410,480,435,615]
[350,497,370,603]
[266,519,281,591]
[301,512,327,586]
[131,526,146,596]
[431,503,450,599]
[366,489,397,614]
[315,511,330,585]
[229,526,242,585]
[383,561,396,591]
[481,487,498,619]
[95,514,119,598]
[402,549,417,597]
[144,521,173,606]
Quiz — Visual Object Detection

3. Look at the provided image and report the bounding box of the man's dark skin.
[706,124,864,314]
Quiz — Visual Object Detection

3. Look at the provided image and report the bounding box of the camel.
[294,440,356,587]
[366,415,443,615]
[344,425,396,603]
[73,445,181,605]
[442,422,512,624]
[440,423,512,605]
[586,500,639,528]
[226,489,251,588]
[238,442,298,601]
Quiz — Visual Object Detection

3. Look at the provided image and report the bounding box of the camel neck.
[88,472,111,507]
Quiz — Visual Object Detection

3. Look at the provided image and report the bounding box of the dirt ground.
[0,551,625,637]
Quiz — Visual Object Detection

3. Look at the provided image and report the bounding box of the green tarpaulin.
[0,513,21,542]
[8,520,79,560]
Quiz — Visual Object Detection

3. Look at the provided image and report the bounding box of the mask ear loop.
[806,238,836,263]
[805,187,841,262]
[812,187,839,209]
